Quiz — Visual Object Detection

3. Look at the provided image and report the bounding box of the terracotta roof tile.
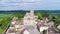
[9,29,15,33]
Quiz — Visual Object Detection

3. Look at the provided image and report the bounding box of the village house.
[37,17,55,34]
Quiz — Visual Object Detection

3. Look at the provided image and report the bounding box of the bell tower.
[30,10,34,16]
[30,10,34,13]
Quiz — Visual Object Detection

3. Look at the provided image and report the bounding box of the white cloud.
[22,0,34,2]
[0,0,60,10]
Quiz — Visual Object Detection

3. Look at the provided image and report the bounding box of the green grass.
[0,14,13,33]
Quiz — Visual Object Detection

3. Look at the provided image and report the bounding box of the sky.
[0,0,60,10]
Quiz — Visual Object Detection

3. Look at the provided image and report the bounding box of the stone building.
[23,10,38,25]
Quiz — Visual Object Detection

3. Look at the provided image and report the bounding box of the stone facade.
[23,10,38,25]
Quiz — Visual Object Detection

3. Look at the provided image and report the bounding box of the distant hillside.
[0,10,29,14]
[35,10,60,14]
[0,10,60,15]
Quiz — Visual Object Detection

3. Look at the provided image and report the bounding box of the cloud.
[0,0,60,10]
[22,0,34,2]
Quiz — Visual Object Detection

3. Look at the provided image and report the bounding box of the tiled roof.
[9,29,15,33]
[48,32,54,34]
[19,29,25,34]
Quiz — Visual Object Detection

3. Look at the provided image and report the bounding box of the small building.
[6,27,16,34]
[48,21,54,27]
[8,29,15,33]
[11,16,19,25]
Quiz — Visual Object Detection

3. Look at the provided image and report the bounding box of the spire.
[30,10,34,16]
[30,10,34,13]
